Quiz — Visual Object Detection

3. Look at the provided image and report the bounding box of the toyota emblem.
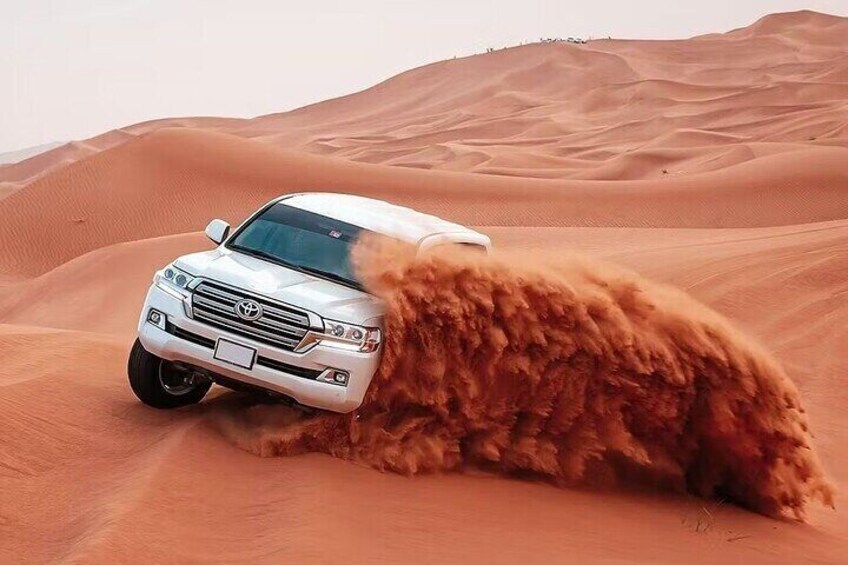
[234,299,263,321]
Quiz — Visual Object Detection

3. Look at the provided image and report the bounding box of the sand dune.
[1,9,848,564]
[0,117,244,199]
[0,233,209,333]
[2,11,845,192]
[1,127,846,278]
[3,324,841,564]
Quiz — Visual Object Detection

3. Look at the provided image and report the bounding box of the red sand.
[1,10,847,564]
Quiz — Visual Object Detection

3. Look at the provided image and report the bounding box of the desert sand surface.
[1,10,847,564]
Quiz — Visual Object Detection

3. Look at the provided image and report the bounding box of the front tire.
[128,338,212,409]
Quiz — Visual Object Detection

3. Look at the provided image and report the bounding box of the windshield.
[227,202,366,290]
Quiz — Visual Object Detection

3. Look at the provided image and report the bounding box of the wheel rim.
[158,361,200,396]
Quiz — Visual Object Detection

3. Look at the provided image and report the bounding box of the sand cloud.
[218,239,834,519]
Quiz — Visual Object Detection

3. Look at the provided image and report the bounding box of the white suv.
[128,193,491,412]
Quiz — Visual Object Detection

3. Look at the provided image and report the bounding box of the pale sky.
[2,0,846,153]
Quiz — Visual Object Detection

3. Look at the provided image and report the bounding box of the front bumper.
[137,282,380,413]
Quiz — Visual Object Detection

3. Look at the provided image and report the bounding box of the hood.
[174,248,384,324]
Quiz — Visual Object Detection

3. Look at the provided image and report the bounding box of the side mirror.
[205,219,230,245]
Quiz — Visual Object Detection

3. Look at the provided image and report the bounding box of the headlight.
[323,319,381,353]
[156,263,195,291]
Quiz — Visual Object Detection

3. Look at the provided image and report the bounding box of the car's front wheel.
[127,338,212,409]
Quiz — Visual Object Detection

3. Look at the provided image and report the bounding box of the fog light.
[318,369,349,386]
[147,309,166,329]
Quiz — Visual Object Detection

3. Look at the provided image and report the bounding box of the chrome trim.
[192,294,239,315]
[155,280,190,300]
[192,295,305,336]
[251,315,307,337]
[193,289,309,332]
[293,331,366,353]
[315,368,349,387]
[191,278,321,327]
[146,308,167,330]
[190,279,316,352]
[193,309,301,349]
[262,303,312,326]
[196,284,241,303]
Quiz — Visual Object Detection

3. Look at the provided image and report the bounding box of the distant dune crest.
[1,9,846,195]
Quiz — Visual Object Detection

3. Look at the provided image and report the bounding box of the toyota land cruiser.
[128,193,491,413]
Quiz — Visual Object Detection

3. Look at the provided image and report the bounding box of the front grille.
[191,281,312,351]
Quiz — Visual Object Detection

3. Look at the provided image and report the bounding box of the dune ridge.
[1,127,846,278]
[1,10,845,193]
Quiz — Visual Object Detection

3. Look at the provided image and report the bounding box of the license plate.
[214,338,257,370]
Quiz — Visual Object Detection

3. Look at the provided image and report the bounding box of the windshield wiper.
[296,265,362,290]
[230,245,297,268]
[230,244,362,290]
